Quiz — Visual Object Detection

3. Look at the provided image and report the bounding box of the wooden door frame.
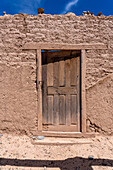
[23,43,107,136]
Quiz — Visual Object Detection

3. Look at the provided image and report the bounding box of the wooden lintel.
[23,43,107,50]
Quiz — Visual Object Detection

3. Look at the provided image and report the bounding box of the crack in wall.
[23,16,28,34]
[87,118,107,134]
[86,73,113,91]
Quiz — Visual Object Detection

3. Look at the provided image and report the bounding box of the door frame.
[23,43,107,136]
[37,48,86,133]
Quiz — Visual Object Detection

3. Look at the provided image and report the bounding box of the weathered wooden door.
[42,50,81,132]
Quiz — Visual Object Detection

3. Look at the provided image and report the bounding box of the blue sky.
[0,0,113,16]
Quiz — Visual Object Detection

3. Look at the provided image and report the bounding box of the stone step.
[31,136,92,145]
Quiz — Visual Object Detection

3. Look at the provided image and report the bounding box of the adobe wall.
[0,13,113,135]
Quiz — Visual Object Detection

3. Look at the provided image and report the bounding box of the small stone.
[65,12,76,16]
[88,155,94,160]
[38,8,44,14]
[83,11,87,16]
[37,136,45,140]
[3,11,6,16]
[43,166,46,170]
[30,136,37,139]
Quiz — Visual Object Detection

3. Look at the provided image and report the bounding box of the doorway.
[42,50,81,132]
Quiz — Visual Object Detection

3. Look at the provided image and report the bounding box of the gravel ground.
[0,134,113,170]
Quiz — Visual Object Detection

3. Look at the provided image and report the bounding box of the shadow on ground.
[0,157,113,170]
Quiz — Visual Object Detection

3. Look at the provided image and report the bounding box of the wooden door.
[42,50,81,132]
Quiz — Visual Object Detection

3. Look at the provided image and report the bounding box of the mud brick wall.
[0,14,113,135]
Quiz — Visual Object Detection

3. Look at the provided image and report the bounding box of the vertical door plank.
[53,95,59,125]
[47,95,53,125]
[59,60,65,86]
[71,95,77,124]
[53,60,59,125]
[47,56,53,86]
[65,59,70,87]
[53,58,59,125]
[76,56,80,131]
[65,58,71,126]
[54,60,59,87]
[76,56,80,89]
[70,57,77,86]
[59,95,66,125]
[42,53,48,124]
[66,95,71,125]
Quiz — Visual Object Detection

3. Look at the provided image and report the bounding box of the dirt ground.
[0,133,113,170]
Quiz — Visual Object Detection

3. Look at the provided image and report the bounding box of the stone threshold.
[31,132,95,145]
[34,131,95,138]
[31,136,93,146]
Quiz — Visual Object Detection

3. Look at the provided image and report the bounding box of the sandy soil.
[0,134,113,170]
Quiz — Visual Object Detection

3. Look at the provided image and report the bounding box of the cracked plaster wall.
[0,14,113,134]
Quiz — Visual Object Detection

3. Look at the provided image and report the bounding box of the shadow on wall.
[0,157,113,170]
